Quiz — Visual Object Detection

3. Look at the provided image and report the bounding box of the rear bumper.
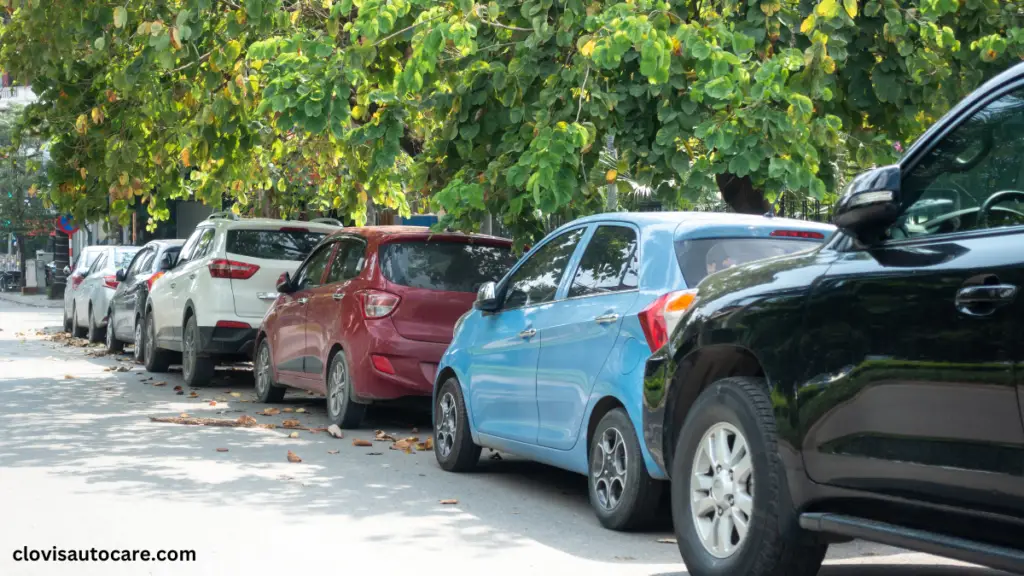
[348,318,448,401]
[198,326,258,357]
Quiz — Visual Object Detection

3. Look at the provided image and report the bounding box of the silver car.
[67,246,142,341]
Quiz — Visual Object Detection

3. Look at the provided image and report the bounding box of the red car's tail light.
[770,230,825,239]
[358,290,400,319]
[103,275,119,289]
[371,354,396,375]
[147,271,165,291]
[208,258,260,280]
[637,290,698,352]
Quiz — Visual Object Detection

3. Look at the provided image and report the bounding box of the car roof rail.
[207,211,240,221]
[309,217,343,226]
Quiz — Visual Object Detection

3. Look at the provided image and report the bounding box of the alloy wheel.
[591,427,628,511]
[328,356,347,417]
[105,314,115,348]
[145,316,155,365]
[436,392,457,459]
[134,321,143,361]
[183,324,195,382]
[255,344,271,397]
[690,422,754,559]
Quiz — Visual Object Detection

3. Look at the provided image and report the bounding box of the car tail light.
[215,320,251,329]
[103,275,119,289]
[70,274,84,289]
[147,271,165,291]
[637,289,698,352]
[770,230,825,239]
[358,290,400,319]
[208,258,260,280]
[371,354,396,375]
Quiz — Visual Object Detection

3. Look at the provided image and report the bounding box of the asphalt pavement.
[0,299,1006,575]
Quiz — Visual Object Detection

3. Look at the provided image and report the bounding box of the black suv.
[642,63,1024,575]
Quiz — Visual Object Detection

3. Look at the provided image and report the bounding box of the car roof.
[199,217,341,234]
[145,239,185,248]
[563,211,836,239]
[328,225,513,245]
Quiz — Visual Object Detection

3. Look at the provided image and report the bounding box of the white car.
[66,245,143,341]
[142,213,339,387]
[62,245,107,333]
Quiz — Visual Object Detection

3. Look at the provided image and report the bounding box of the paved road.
[0,300,1005,575]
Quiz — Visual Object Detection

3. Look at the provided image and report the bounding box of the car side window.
[888,88,1024,241]
[176,229,205,264]
[191,229,216,261]
[137,250,157,276]
[125,249,152,278]
[503,228,585,309]
[294,243,335,291]
[568,225,639,298]
[88,252,107,274]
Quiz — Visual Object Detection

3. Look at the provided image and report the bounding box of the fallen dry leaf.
[64,375,74,380]
[179,413,189,418]
[656,538,677,544]
[215,448,229,452]
[327,424,344,439]
[282,407,294,413]
[261,407,280,416]
[282,419,301,429]
[229,392,241,398]
[392,439,415,451]
[415,442,429,451]
[286,450,302,463]
[288,431,299,439]
[236,415,258,426]
[189,391,198,398]
[295,407,306,413]
[439,499,458,505]
[149,416,275,429]
[424,437,433,450]
[215,397,227,402]
[374,430,396,442]
[173,385,183,391]
[327,449,339,455]
[153,381,167,387]
[352,438,373,447]
[209,401,217,406]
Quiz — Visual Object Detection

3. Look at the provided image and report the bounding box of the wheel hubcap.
[690,422,754,559]
[255,346,270,396]
[183,325,195,380]
[436,392,457,459]
[591,427,628,511]
[329,358,347,417]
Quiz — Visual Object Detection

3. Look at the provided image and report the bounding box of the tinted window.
[504,228,585,308]
[125,249,153,278]
[227,230,326,261]
[676,238,820,285]
[887,88,1024,240]
[88,252,107,274]
[379,241,516,293]
[568,226,639,298]
[327,238,367,284]
[191,229,216,260]
[294,244,334,290]
[158,247,181,271]
[177,228,206,264]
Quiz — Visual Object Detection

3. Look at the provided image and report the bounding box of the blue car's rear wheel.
[433,377,480,472]
[588,407,663,531]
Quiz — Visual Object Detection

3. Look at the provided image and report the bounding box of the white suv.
[142,213,339,386]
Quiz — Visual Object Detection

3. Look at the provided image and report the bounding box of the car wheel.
[433,377,481,472]
[182,315,216,387]
[71,304,86,338]
[63,306,72,333]
[326,350,366,429]
[671,377,827,576]
[143,311,172,373]
[105,308,124,353]
[254,339,286,403]
[587,408,663,531]
[132,316,145,363]
[86,305,103,343]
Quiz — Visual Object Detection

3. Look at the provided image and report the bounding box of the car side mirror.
[277,272,294,294]
[833,164,902,244]
[115,269,126,282]
[63,266,71,276]
[474,281,500,312]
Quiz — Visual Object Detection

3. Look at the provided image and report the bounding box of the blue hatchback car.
[431,212,835,530]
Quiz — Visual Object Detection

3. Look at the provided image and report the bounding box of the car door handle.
[170,283,176,289]
[595,313,620,325]
[518,328,536,339]
[956,284,1017,317]
[333,292,345,301]
[298,297,309,305]
[189,273,196,280]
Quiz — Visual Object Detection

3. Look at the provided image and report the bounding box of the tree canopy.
[2,0,1022,247]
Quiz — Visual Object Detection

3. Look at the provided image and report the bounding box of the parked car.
[67,246,143,341]
[62,246,107,332]
[0,270,20,292]
[104,239,185,358]
[143,214,339,387]
[642,64,1024,576]
[256,226,516,428]
[432,213,834,530]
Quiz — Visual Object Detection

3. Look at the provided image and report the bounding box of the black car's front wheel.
[671,377,827,576]
[587,408,663,531]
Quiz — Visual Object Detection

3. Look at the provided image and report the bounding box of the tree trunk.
[716,173,771,215]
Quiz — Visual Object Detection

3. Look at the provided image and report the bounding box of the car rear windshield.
[379,240,516,293]
[226,229,327,261]
[114,248,141,269]
[676,237,821,285]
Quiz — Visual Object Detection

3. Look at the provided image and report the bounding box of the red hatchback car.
[254,226,516,428]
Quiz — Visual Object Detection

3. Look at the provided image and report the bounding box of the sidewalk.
[0,291,63,309]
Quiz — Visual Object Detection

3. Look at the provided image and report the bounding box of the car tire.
[86,305,103,343]
[182,315,216,387]
[588,408,663,531]
[71,304,87,338]
[105,308,124,353]
[254,339,286,403]
[433,377,481,472]
[132,315,145,363]
[326,350,366,429]
[143,311,172,373]
[671,377,827,576]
